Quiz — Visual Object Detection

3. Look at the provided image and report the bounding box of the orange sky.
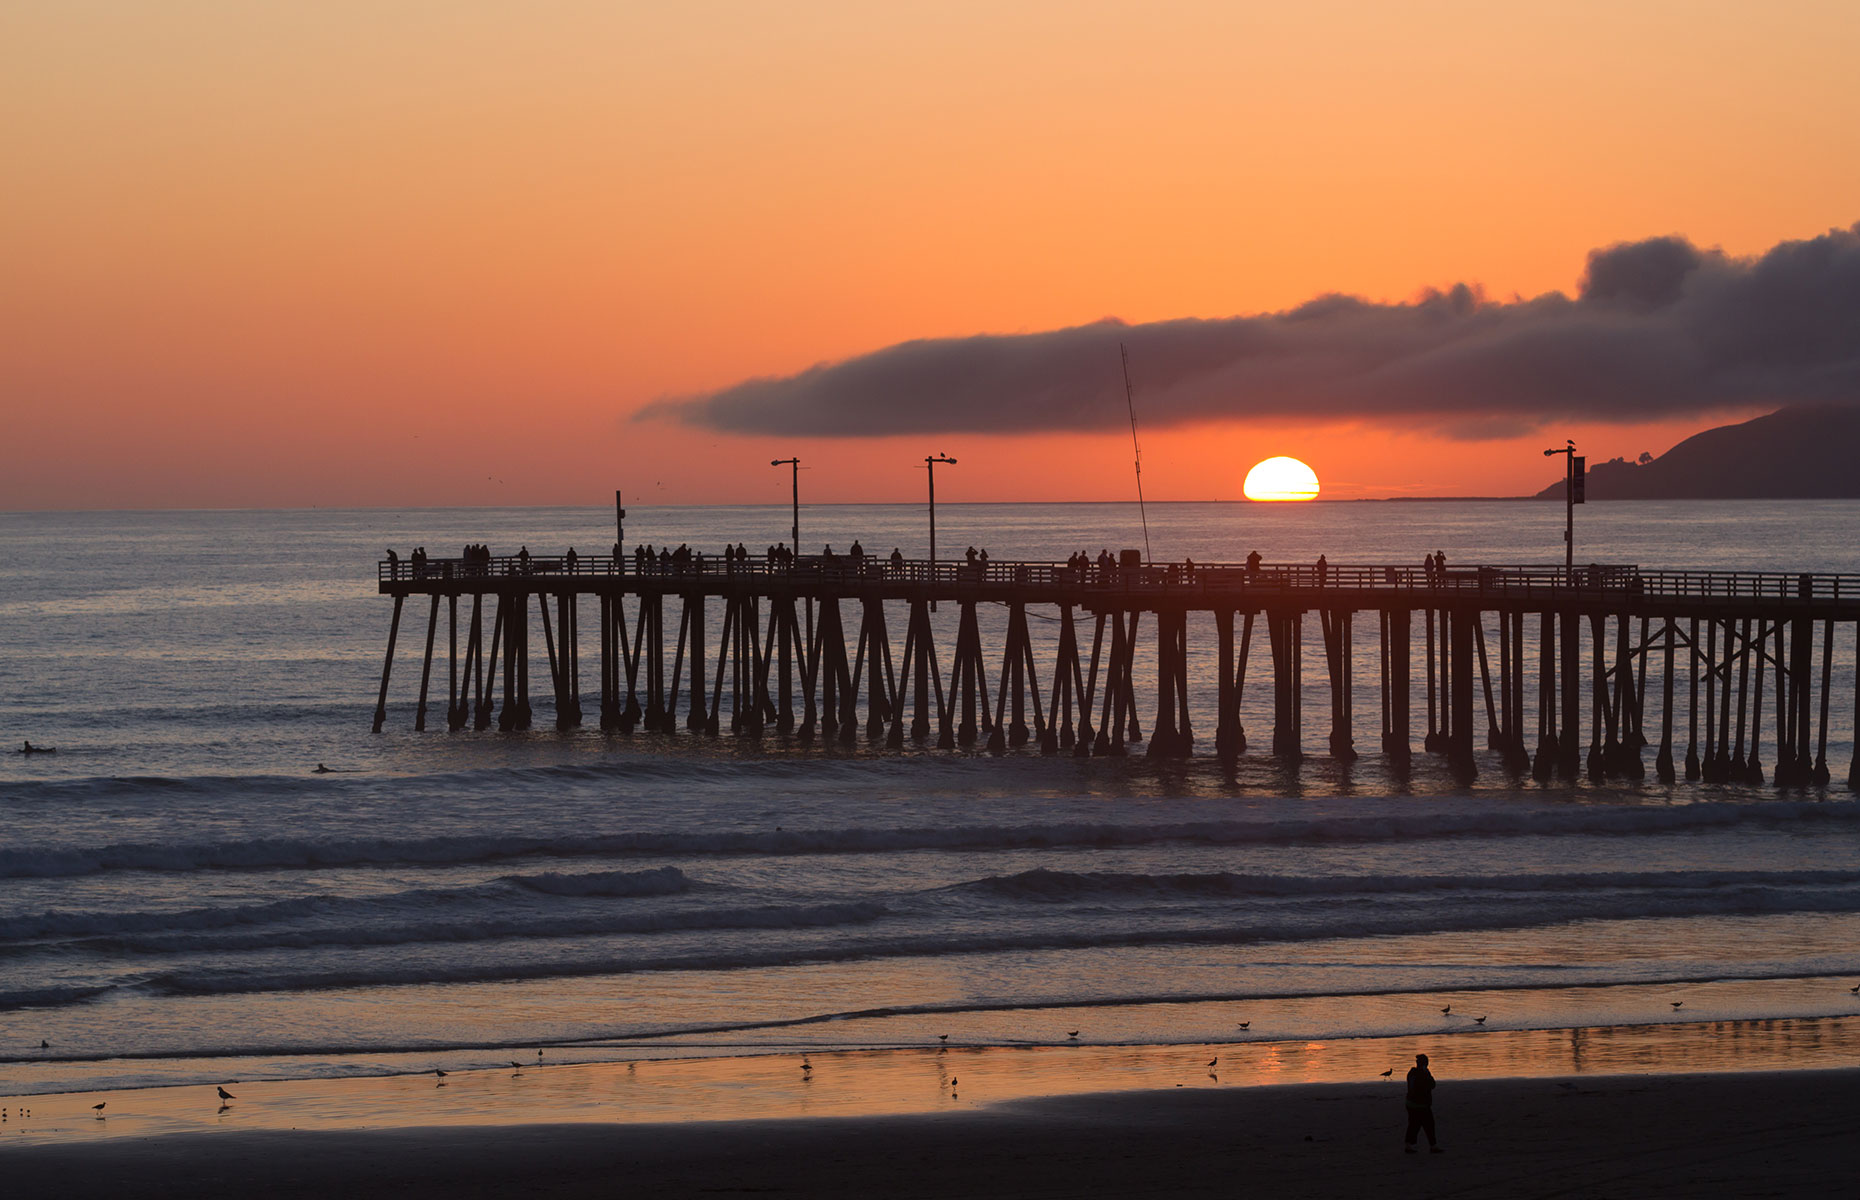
[3,1,1856,509]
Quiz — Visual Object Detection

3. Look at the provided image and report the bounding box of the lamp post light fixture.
[1542,440,1583,580]
[771,458,800,553]
[925,454,957,605]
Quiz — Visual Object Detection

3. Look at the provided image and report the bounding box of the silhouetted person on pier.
[1424,552,1437,585]
[1403,1054,1441,1153]
[518,546,531,573]
[1246,550,1262,576]
[890,547,904,575]
[965,546,978,564]
[1316,554,1328,586]
[1435,550,1447,583]
[565,547,579,572]
[978,549,989,569]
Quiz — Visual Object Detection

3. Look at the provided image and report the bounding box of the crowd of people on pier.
[382,543,1557,592]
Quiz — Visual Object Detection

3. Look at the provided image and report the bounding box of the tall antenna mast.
[1121,342,1153,563]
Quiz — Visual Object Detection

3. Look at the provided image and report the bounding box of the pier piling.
[370,552,1860,790]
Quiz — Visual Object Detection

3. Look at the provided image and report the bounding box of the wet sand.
[10,1068,1859,1199]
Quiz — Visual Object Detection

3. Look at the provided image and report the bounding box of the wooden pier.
[374,550,1860,787]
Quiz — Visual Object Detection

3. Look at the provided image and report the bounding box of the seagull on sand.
[435,1069,447,1077]
[1237,1022,1249,1030]
[938,1034,949,1042]
[1441,1006,1451,1016]
[949,1078,958,1087]
[801,1058,812,1073]
[92,1103,106,1117]
[1475,1016,1487,1025]
[1849,984,1858,994]
[40,1040,49,1049]
[217,1087,235,1101]
[1671,1001,1684,1010]
[1207,1057,1219,1069]
[1067,1031,1079,1040]
[1379,1068,1394,1077]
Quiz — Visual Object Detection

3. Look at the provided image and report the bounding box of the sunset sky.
[5,1,1857,509]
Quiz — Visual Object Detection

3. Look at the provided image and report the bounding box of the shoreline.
[8,1068,1857,1199]
[5,1015,1855,1143]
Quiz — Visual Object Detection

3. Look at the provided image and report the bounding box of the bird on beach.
[92,1103,106,1117]
[1441,1006,1451,1016]
[509,1062,523,1075]
[435,1070,447,1077]
[949,1077,957,1087]
[1671,1001,1684,1010]
[801,1058,812,1073]
[1379,1068,1394,1078]
[1067,1031,1079,1040]
[1475,1016,1487,1025]
[40,1040,49,1049]
[938,1034,949,1042]
[1849,984,1858,994]
[217,1087,235,1101]
[1237,1022,1249,1030]
[1207,1057,1219,1068]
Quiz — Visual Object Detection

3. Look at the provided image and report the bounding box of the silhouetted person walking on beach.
[1404,1053,1441,1153]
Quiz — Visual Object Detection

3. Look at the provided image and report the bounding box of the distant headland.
[1528,405,1860,500]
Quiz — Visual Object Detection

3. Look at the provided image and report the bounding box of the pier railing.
[379,555,1860,601]
[370,545,1860,788]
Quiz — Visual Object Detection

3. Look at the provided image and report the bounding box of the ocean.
[3,501,1859,1098]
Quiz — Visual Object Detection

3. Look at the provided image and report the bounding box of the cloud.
[646,223,1860,439]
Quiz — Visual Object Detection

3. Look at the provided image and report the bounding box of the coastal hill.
[1531,405,1860,499]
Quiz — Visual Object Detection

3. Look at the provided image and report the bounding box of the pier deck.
[373,552,1860,788]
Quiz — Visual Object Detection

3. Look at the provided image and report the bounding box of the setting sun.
[1243,457,1320,501]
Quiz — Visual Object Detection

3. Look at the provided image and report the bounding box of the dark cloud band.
[647,223,1860,439]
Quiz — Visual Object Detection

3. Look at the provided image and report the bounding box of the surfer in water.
[20,741,54,754]
[313,763,334,774]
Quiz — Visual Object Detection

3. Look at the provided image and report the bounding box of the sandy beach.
[9,1021,1859,1199]
[9,1067,1857,1199]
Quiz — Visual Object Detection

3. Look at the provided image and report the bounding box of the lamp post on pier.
[925,454,957,607]
[771,458,800,553]
[1542,441,1583,581]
